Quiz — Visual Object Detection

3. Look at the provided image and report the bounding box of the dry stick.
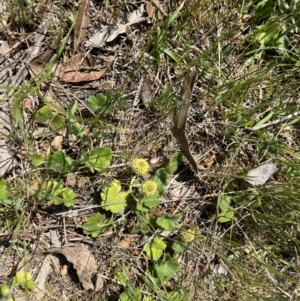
[245,110,300,132]
[0,33,35,59]
[172,67,198,173]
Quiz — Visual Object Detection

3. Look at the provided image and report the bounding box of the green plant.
[33,180,78,207]
[79,152,190,299]
[217,194,235,223]
[13,271,37,291]
[0,271,37,299]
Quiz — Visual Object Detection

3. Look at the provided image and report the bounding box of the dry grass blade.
[74,0,90,53]
[172,66,198,172]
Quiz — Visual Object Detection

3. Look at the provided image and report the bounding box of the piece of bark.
[172,67,198,173]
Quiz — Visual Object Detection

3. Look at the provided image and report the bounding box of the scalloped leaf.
[83,147,112,173]
[101,179,127,213]
[156,213,181,231]
[154,254,180,282]
[81,213,110,238]
[143,237,166,260]
[45,150,73,173]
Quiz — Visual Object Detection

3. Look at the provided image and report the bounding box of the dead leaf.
[59,54,107,83]
[119,235,137,248]
[145,1,156,18]
[77,177,86,189]
[28,50,53,77]
[61,264,68,277]
[203,154,215,168]
[147,0,167,17]
[85,24,126,48]
[22,98,33,111]
[246,162,278,186]
[51,135,63,150]
[126,4,145,23]
[46,244,97,291]
[60,68,107,83]
[30,181,40,191]
[85,4,146,48]
[141,75,152,107]
[172,67,198,173]
[66,173,76,187]
[74,0,90,52]
[94,273,104,292]
[63,53,90,72]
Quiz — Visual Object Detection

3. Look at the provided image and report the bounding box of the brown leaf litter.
[59,53,107,83]
[45,244,100,291]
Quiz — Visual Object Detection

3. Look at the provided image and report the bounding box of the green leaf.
[83,147,112,173]
[48,188,78,207]
[0,283,10,297]
[0,199,13,205]
[101,179,127,213]
[23,280,37,291]
[156,213,181,231]
[254,111,273,128]
[0,178,10,200]
[154,254,180,281]
[70,101,78,115]
[45,150,73,173]
[86,93,112,114]
[114,272,127,286]
[14,271,37,291]
[42,180,78,207]
[131,223,152,234]
[171,242,186,254]
[218,194,232,213]
[35,105,53,123]
[81,213,110,238]
[218,210,234,223]
[165,1,185,27]
[144,237,166,260]
[28,153,45,167]
[119,288,142,301]
[62,197,78,207]
[255,0,274,19]
[50,114,65,132]
[140,195,160,209]
[165,152,182,174]
[152,168,169,193]
[163,48,182,64]
[60,189,78,207]
[255,19,281,46]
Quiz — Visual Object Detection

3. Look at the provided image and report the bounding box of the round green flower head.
[142,180,158,196]
[132,158,149,175]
